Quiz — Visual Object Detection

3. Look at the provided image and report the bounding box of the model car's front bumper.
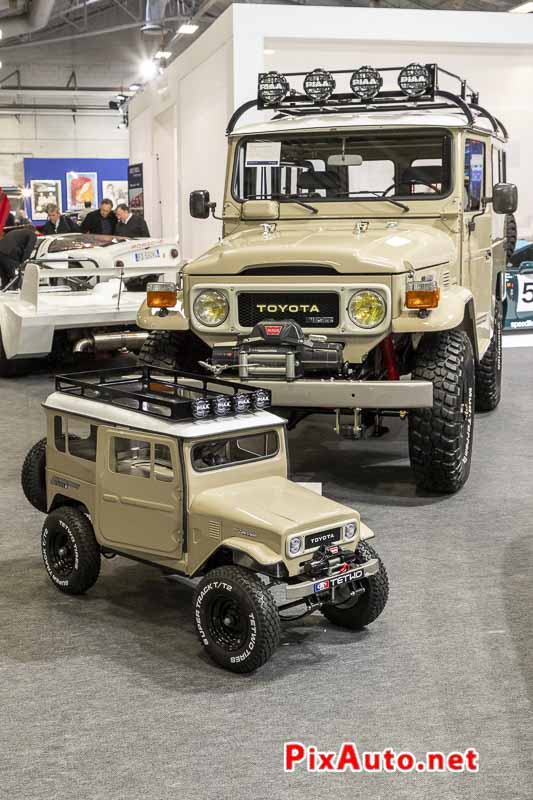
[286,557,379,602]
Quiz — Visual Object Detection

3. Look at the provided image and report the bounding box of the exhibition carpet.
[0,351,532,800]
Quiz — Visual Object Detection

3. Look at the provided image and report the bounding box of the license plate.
[313,567,365,593]
[134,248,161,261]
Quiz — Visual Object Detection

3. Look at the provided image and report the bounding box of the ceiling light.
[156,50,172,59]
[178,22,199,34]
[22,186,31,198]
[140,59,158,80]
[509,2,533,11]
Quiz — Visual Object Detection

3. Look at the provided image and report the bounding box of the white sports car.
[0,233,182,376]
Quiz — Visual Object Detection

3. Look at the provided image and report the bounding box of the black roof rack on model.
[55,366,272,421]
[227,63,507,140]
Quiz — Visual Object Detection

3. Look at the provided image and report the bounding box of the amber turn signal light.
[405,277,440,310]
[147,281,177,309]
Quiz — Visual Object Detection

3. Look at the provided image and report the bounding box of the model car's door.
[95,427,183,557]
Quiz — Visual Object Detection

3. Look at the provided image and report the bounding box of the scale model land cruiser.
[137,63,518,494]
[21,367,388,673]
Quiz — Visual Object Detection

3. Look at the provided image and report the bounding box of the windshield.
[233,129,452,206]
[47,234,128,253]
[191,431,279,472]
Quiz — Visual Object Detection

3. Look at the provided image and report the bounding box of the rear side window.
[191,431,279,471]
[54,415,97,462]
[464,139,485,212]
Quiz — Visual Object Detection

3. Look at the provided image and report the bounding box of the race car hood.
[186,220,456,277]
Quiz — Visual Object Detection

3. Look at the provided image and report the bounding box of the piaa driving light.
[398,63,430,98]
[191,397,211,419]
[233,393,251,414]
[288,536,303,557]
[348,290,387,329]
[406,276,440,310]
[252,388,270,410]
[350,66,383,100]
[193,289,229,327]
[303,69,336,102]
[146,281,177,309]
[258,71,289,105]
[343,522,357,541]
[212,394,232,416]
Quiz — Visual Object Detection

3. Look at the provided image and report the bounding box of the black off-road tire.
[505,214,517,261]
[321,541,389,630]
[193,566,281,674]
[475,300,503,412]
[138,330,209,373]
[41,506,101,594]
[408,329,475,494]
[21,438,48,512]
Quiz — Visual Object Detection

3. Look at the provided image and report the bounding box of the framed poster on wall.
[128,163,144,216]
[30,180,62,220]
[66,171,98,210]
[101,180,128,208]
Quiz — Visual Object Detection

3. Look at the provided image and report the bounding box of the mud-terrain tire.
[321,541,389,630]
[138,330,209,373]
[124,273,159,293]
[475,300,503,412]
[21,438,48,512]
[408,329,475,494]
[193,566,281,673]
[41,506,100,594]
[505,214,517,261]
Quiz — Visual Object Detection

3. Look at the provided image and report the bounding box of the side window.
[492,145,502,186]
[153,443,175,483]
[111,436,175,483]
[54,415,66,452]
[464,139,485,212]
[53,415,97,462]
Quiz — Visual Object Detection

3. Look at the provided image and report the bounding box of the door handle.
[102,493,119,503]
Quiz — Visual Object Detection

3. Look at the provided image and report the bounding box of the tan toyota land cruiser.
[22,366,388,673]
[137,63,518,495]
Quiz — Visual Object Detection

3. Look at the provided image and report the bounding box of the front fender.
[136,297,190,331]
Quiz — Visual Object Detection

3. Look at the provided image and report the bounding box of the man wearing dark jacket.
[114,203,150,238]
[81,199,117,235]
[40,204,80,235]
[0,227,37,287]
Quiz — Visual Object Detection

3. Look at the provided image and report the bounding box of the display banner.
[128,163,144,217]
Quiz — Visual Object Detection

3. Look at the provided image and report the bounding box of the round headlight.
[348,290,386,329]
[288,536,303,557]
[303,69,336,103]
[344,522,357,541]
[350,66,383,100]
[258,71,289,105]
[193,290,229,327]
[398,63,430,98]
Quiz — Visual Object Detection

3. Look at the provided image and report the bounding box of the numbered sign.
[517,274,533,313]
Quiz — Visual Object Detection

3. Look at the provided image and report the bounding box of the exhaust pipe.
[74,331,149,353]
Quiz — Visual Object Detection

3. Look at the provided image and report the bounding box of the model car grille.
[238,292,339,329]
[305,527,341,550]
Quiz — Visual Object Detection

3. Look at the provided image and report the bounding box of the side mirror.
[492,183,518,215]
[190,190,214,220]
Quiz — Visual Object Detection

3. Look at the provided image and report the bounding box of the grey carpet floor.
[0,349,532,800]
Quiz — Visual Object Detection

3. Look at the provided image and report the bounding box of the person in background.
[40,204,79,235]
[0,226,37,288]
[78,201,93,223]
[81,199,116,235]
[114,203,150,238]
[4,212,15,229]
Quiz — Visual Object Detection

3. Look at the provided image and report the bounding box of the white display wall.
[128,3,533,258]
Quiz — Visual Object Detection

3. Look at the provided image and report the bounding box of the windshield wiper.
[245,193,318,214]
[330,191,409,213]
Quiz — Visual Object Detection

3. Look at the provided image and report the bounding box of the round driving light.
[233,393,251,414]
[350,66,383,100]
[212,394,232,416]
[258,71,289,105]
[303,69,336,103]
[288,536,303,557]
[398,63,430,98]
[193,289,229,327]
[252,388,271,410]
[348,290,386,329]
[191,397,211,419]
[344,522,357,541]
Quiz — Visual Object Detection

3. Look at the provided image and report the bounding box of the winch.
[211,320,345,381]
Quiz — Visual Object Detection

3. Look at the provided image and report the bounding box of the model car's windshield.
[233,129,452,205]
[47,234,129,252]
[191,431,279,471]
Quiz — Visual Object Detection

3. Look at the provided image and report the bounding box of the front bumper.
[286,557,379,602]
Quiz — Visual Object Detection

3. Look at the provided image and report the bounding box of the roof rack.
[55,366,272,422]
[227,63,507,140]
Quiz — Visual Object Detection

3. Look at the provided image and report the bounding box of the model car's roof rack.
[56,366,272,421]
[227,63,507,140]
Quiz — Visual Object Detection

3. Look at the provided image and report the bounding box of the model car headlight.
[212,394,232,416]
[191,397,211,419]
[193,289,229,327]
[348,290,386,329]
[398,63,430,98]
[350,66,383,100]
[287,536,304,558]
[303,69,336,102]
[343,522,357,541]
[258,71,289,105]
[252,388,271,410]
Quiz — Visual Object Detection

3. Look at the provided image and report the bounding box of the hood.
[186,220,456,277]
[190,476,357,537]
